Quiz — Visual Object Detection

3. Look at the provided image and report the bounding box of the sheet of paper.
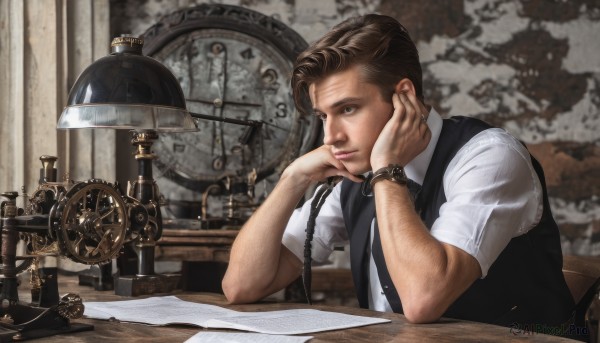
[84,296,239,326]
[84,296,391,335]
[204,308,390,335]
[184,332,313,343]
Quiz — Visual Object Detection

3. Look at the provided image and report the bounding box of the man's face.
[309,64,393,174]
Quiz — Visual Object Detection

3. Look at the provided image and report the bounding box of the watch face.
[141,4,320,214]
[390,166,404,178]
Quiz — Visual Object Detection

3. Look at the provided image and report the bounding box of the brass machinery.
[0,141,175,339]
[0,155,104,340]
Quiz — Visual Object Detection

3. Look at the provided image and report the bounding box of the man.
[222,14,574,327]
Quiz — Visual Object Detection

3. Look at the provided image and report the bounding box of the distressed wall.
[110,0,600,257]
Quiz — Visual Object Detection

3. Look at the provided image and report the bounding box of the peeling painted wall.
[110,0,600,257]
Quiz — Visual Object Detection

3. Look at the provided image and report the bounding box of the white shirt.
[282,109,543,312]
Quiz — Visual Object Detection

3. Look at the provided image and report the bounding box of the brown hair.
[292,14,423,116]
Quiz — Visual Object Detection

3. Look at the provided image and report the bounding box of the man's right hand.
[283,145,364,187]
[224,142,362,304]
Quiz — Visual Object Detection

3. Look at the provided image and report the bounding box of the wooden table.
[9,273,575,342]
[155,228,237,263]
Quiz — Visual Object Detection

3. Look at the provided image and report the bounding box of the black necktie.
[302,178,338,305]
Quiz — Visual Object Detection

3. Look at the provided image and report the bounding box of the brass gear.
[56,293,84,319]
[50,180,128,264]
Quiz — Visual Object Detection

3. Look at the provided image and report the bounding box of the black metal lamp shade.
[57,36,196,132]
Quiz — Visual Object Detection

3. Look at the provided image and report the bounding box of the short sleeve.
[282,183,348,264]
[430,129,543,277]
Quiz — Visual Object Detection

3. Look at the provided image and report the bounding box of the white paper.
[204,308,389,335]
[83,296,239,326]
[184,332,313,343]
[84,296,390,335]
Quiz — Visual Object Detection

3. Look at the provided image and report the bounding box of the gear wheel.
[56,293,84,319]
[50,180,128,264]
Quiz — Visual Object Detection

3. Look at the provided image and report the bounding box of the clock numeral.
[241,48,255,60]
[275,103,287,118]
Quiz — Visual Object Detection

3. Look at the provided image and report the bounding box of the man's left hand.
[370,92,431,170]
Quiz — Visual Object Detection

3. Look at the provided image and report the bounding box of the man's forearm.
[373,181,480,322]
[222,172,309,303]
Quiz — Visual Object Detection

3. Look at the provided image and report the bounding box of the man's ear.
[394,78,416,96]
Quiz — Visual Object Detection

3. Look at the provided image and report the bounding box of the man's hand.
[224,142,361,304]
[284,145,364,186]
[371,92,431,170]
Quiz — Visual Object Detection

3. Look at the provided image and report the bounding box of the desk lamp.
[57,36,196,296]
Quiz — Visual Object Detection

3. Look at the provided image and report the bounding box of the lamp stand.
[114,130,180,296]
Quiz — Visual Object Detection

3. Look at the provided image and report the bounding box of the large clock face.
[152,29,308,187]
[141,4,320,213]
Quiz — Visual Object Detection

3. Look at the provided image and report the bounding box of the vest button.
[383,285,389,289]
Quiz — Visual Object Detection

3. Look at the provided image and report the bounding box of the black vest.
[340,116,574,326]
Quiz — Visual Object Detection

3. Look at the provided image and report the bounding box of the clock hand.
[259,120,290,132]
[187,97,262,108]
[189,112,262,127]
[208,43,228,171]
[185,39,196,97]
[189,112,263,147]
[253,119,289,163]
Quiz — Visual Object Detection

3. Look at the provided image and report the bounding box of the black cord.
[302,177,337,305]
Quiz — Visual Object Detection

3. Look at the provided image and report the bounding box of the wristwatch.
[370,164,408,187]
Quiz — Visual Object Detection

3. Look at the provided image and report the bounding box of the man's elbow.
[402,296,445,324]
[222,283,238,304]
[403,306,442,324]
[222,276,254,304]
[223,290,246,305]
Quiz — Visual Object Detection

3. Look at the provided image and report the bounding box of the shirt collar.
[404,108,442,185]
